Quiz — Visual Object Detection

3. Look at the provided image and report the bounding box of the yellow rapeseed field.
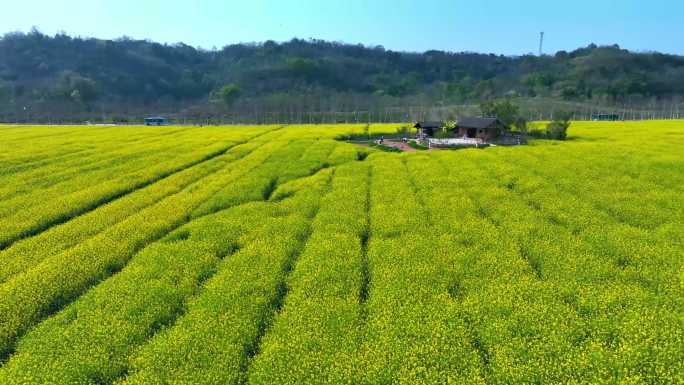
[0,121,681,384]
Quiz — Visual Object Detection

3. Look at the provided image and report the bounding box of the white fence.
[428,138,484,148]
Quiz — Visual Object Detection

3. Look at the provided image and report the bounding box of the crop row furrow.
[0,219,245,384]
[0,126,283,250]
[0,125,192,178]
[360,155,486,384]
[0,138,288,361]
[512,148,682,226]
[0,138,234,218]
[431,150,683,383]
[479,149,682,293]
[0,143,248,284]
[404,154,508,385]
[0,133,205,202]
[359,164,372,307]
[117,169,335,385]
[248,162,370,384]
[192,139,339,219]
[0,144,232,250]
[0,125,259,217]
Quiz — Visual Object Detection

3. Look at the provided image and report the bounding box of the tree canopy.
[1,30,684,118]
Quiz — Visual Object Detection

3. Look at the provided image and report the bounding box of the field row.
[0,124,369,362]
[0,122,681,384]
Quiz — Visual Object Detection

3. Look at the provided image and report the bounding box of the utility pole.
[539,32,545,56]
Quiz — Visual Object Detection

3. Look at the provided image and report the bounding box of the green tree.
[442,120,457,130]
[213,84,241,106]
[546,111,572,140]
[55,71,98,103]
[286,57,319,76]
[474,80,495,99]
[479,99,520,127]
[513,116,528,134]
[435,126,452,138]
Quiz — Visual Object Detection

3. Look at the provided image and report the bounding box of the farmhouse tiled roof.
[413,121,443,129]
[457,117,499,129]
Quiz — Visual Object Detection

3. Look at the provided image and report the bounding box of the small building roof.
[414,121,443,129]
[457,117,500,129]
[145,117,167,120]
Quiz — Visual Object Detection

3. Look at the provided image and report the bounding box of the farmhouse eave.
[457,117,501,129]
[414,121,443,129]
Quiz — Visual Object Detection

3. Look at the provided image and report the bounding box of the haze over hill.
[1,30,684,120]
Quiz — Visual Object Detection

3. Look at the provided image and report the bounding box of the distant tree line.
[1,29,684,120]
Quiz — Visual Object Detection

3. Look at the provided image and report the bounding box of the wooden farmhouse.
[457,117,505,141]
[413,121,443,137]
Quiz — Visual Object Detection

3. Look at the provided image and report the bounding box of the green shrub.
[435,128,452,138]
[546,121,569,140]
[407,141,428,150]
[528,127,547,138]
[368,142,401,152]
[443,120,457,130]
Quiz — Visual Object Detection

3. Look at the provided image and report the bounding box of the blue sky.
[2,0,683,55]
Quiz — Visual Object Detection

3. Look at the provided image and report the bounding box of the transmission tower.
[539,32,545,56]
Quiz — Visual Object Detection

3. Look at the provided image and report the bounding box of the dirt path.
[382,140,418,152]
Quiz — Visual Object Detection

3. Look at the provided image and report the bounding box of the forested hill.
[1,30,684,118]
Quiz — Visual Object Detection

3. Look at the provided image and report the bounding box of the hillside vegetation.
[2,30,684,119]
